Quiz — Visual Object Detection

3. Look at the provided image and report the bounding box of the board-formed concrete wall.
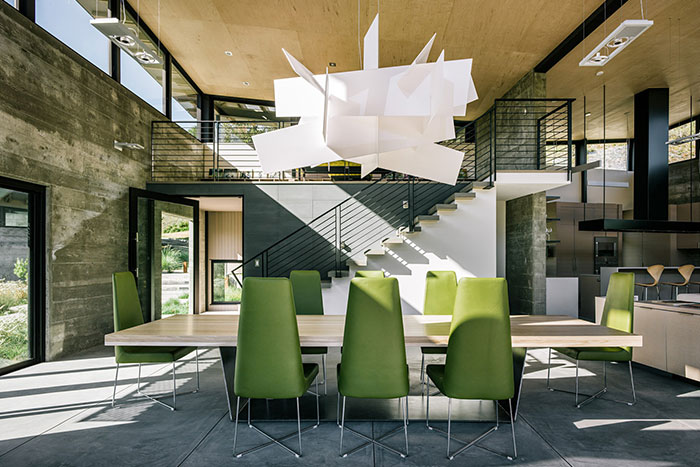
[0,5,161,359]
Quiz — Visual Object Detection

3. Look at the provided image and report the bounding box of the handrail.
[229,172,398,276]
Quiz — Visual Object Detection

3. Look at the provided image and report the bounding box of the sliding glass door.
[129,188,199,320]
[0,176,45,376]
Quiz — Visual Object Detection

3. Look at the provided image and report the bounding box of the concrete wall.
[506,192,547,315]
[669,159,700,204]
[0,5,161,359]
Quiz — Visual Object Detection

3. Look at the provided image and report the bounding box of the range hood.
[579,88,700,233]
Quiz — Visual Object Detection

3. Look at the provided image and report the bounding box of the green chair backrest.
[112,271,144,332]
[234,277,307,399]
[443,278,514,400]
[338,278,409,399]
[354,270,384,278]
[289,270,324,315]
[601,272,635,353]
[112,271,145,363]
[424,271,457,315]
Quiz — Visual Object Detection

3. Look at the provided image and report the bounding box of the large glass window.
[587,142,628,170]
[669,120,697,164]
[3,0,16,7]
[171,63,197,125]
[36,0,110,74]
[119,10,165,113]
[211,261,242,304]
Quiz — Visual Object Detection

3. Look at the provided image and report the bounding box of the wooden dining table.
[104,314,642,420]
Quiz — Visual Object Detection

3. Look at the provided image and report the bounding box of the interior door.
[129,188,199,321]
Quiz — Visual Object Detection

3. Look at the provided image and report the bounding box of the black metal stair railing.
[230,174,476,282]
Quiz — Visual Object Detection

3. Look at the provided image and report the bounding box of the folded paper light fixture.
[252,14,478,185]
[90,17,162,65]
[579,19,653,67]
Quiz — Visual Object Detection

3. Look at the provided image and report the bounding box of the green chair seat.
[554,346,632,362]
[301,346,328,355]
[116,346,196,364]
[420,347,447,355]
[233,277,320,458]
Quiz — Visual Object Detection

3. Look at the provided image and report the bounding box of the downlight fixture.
[579,19,653,67]
[90,18,162,65]
[224,50,233,56]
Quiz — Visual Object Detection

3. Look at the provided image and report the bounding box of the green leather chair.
[233,277,320,458]
[354,270,384,278]
[547,272,637,408]
[425,278,517,461]
[111,271,199,411]
[290,270,328,395]
[419,271,457,395]
[338,277,409,458]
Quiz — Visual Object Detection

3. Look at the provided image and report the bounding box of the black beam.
[579,218,700,233]
[634,88,669,221]
[164,52,172,119]
[17,0,34,21]
[197,94,214,143]
[209,94,276,108]
[534,0,630,73]
[575,139,587,202]
[108,0,120,82]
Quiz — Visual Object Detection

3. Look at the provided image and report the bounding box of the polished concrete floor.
[1,346,699,466]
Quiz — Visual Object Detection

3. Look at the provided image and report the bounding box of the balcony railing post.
[567,100,573,181]
[536,118,542,170]
[334,206,342,277]
[408,176,415,232]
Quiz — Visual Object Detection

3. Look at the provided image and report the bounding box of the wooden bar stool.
[661,264,695,300]
[635,264,664,300]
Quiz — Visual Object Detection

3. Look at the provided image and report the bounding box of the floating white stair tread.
[472,181,493,190]
[415,215,439,224]
[382,236,404,245]
[429,204,458,215]
[364,248,386,256]
[445,192,476,203]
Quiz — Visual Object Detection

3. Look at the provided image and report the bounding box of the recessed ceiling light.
[329,62,336,67]
[224,50,233,56]
[596,71,604,76]
[135,51,159,65]
[242,81,250,86]
[585,112,592,117]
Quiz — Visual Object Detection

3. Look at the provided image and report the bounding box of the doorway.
[129,188,199,320]
[0,176,45,376]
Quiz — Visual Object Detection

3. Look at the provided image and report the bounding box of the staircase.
[234,175,483,283]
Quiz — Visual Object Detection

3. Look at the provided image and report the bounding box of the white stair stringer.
[322,186,498,315]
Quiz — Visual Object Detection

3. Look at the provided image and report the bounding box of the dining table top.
[104,314,643,349]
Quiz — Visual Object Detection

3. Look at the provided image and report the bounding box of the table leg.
[499,347,527,422]
[219,346,236,421]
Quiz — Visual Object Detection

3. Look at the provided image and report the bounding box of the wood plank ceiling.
[547,0,700,139]
[133,0,598,120]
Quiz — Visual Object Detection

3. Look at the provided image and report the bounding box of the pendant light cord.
[357,0,362,69]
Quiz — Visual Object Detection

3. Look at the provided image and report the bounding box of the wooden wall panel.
[207,211,243,260]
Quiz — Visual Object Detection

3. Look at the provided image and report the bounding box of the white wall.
[322,188,498,314]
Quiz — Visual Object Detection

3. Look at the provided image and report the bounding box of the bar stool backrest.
[646,264,665,286]
[678,264,695,285]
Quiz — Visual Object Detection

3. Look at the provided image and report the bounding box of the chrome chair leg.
[339,395,408,458]
[401,396,409,455]
[172,362,177,407]
[234,389,319,458]
[194,348,200,392]
[628,361,637,406]
[546,348,552,390]
[322,354,327,395]
[446,398,452,458]
[111,364,120,407]
[575,360,579,406]
[339,395,346,456]
[420,353,425,395]
[509,399,517,459]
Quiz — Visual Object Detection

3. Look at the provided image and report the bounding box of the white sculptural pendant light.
[252,14,478,185]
